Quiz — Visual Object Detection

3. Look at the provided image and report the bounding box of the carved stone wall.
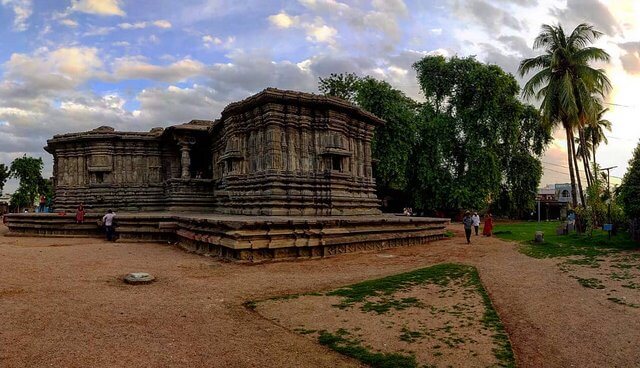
[212,89,383,216]
[46,89,385,216]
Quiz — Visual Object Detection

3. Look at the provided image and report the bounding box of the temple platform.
[4,212,450,262]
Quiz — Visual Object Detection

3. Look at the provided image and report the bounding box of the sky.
[1,0,639,193]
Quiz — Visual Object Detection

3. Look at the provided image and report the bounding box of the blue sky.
[1,0,640,193]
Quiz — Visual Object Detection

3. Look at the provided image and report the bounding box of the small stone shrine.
[7,88,449,262]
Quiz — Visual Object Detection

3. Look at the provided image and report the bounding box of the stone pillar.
[180,143,191,179]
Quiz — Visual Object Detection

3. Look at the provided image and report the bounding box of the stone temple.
[7,88,448,262]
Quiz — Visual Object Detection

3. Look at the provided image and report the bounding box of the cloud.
[118,20,172,30]
[3,47,104,93]
[153,20,172,29]
[456,0,524,32]
[82,26,115,37]
[135,84,226,123]
[552,0,620,36]
[268,12,297,28]
[268,11,337,45]
[70,0,125,16]
[59,18,79,28]
[618,42,640,74]
[202,35,235,48]
[1,0,33,31]
[112,57,205,82]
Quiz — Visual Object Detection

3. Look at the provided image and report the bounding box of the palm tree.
[519,23,611,207]
[586,106,612,166]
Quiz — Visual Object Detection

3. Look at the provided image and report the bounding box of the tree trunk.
[578,129,592,186]
[566,128,578,208]
[592,131,598,170]
[570,131,586,206]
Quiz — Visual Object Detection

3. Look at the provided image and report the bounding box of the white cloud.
[3,47,104,92]
[118,22,147,30]
[153,20,172,29]
[1,0,33,31]
[70,0,125,16]
[268,11,298,28]
[269,12,337,45]
[59,18,79,28]
[202,34,235,48]
[118,20,172,30]
[303,18,338,44]
[82,26,115,37]
[112,57,205,82]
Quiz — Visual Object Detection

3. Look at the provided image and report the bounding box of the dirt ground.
[257,269,502,367]
[1,223,639,368]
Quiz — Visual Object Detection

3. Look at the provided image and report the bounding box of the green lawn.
[493,221,638,258]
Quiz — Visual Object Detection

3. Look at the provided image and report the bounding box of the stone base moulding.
[5,212,450,263]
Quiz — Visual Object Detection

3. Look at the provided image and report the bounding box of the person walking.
[102,209,117,241]
[472,212,480,236]
[463,211,474,244]
[483,213,494,237]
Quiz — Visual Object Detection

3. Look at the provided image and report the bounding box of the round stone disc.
[123,272,156,285]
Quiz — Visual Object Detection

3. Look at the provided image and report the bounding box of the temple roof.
[221,88,386,126]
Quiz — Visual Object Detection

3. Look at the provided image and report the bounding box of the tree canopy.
[319,55,550,215]
[619,141,640,219]
[9,155,46,210]
[519,23,611,207]
[0,163,9,193]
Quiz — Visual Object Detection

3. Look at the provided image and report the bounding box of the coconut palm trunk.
[579,129,593,186]
[570,130,586,205]
[566,127,579,208]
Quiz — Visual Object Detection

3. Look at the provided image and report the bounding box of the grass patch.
[444,230,455,238]
[607,297,640,308]
[467,268,515,367]
[318,330,418,368]
[399,327,424,343]
[361,297,424,314]
[494,221,637,259]
[575,277,605,289]
[327,263,471,307]
[243,300,257,310]
[326,264,515,367]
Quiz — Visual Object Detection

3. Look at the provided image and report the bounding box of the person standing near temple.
[471,212,480,236]
[38,195,46,213]
[102,209,117,241]
[483,213,494,237]
[76,203,86,224]
[462,211,474,244]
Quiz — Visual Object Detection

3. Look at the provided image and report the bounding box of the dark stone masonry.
[6,88,448,262]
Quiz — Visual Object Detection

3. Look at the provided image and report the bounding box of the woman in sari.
[482,213,493,237]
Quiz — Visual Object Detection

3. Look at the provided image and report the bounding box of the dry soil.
[1,223,639,367]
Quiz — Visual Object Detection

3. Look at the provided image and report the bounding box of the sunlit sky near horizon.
[1,0,639,193]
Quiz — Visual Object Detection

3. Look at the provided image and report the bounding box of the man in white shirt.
[102,209,117,241]
[472,212,480,236]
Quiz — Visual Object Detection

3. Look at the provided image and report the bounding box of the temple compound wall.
[46,88,382,216]
[9,88,449,262]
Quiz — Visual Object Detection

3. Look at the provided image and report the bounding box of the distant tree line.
[319,55,551,217]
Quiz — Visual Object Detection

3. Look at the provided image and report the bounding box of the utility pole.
[600,166,617,239]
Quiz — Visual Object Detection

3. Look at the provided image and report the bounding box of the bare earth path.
[1,223,638,368]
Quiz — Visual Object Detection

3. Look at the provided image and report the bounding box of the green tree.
[0,163,9,193]
[9,155,45,210]
[619,141,640,220]
[519,23,611,208]
[413,55,547,213]
[318,72,361,103]
[319,74,419,203]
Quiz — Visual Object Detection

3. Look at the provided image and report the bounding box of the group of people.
[74,203,117,241]
[462,211,493,244]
